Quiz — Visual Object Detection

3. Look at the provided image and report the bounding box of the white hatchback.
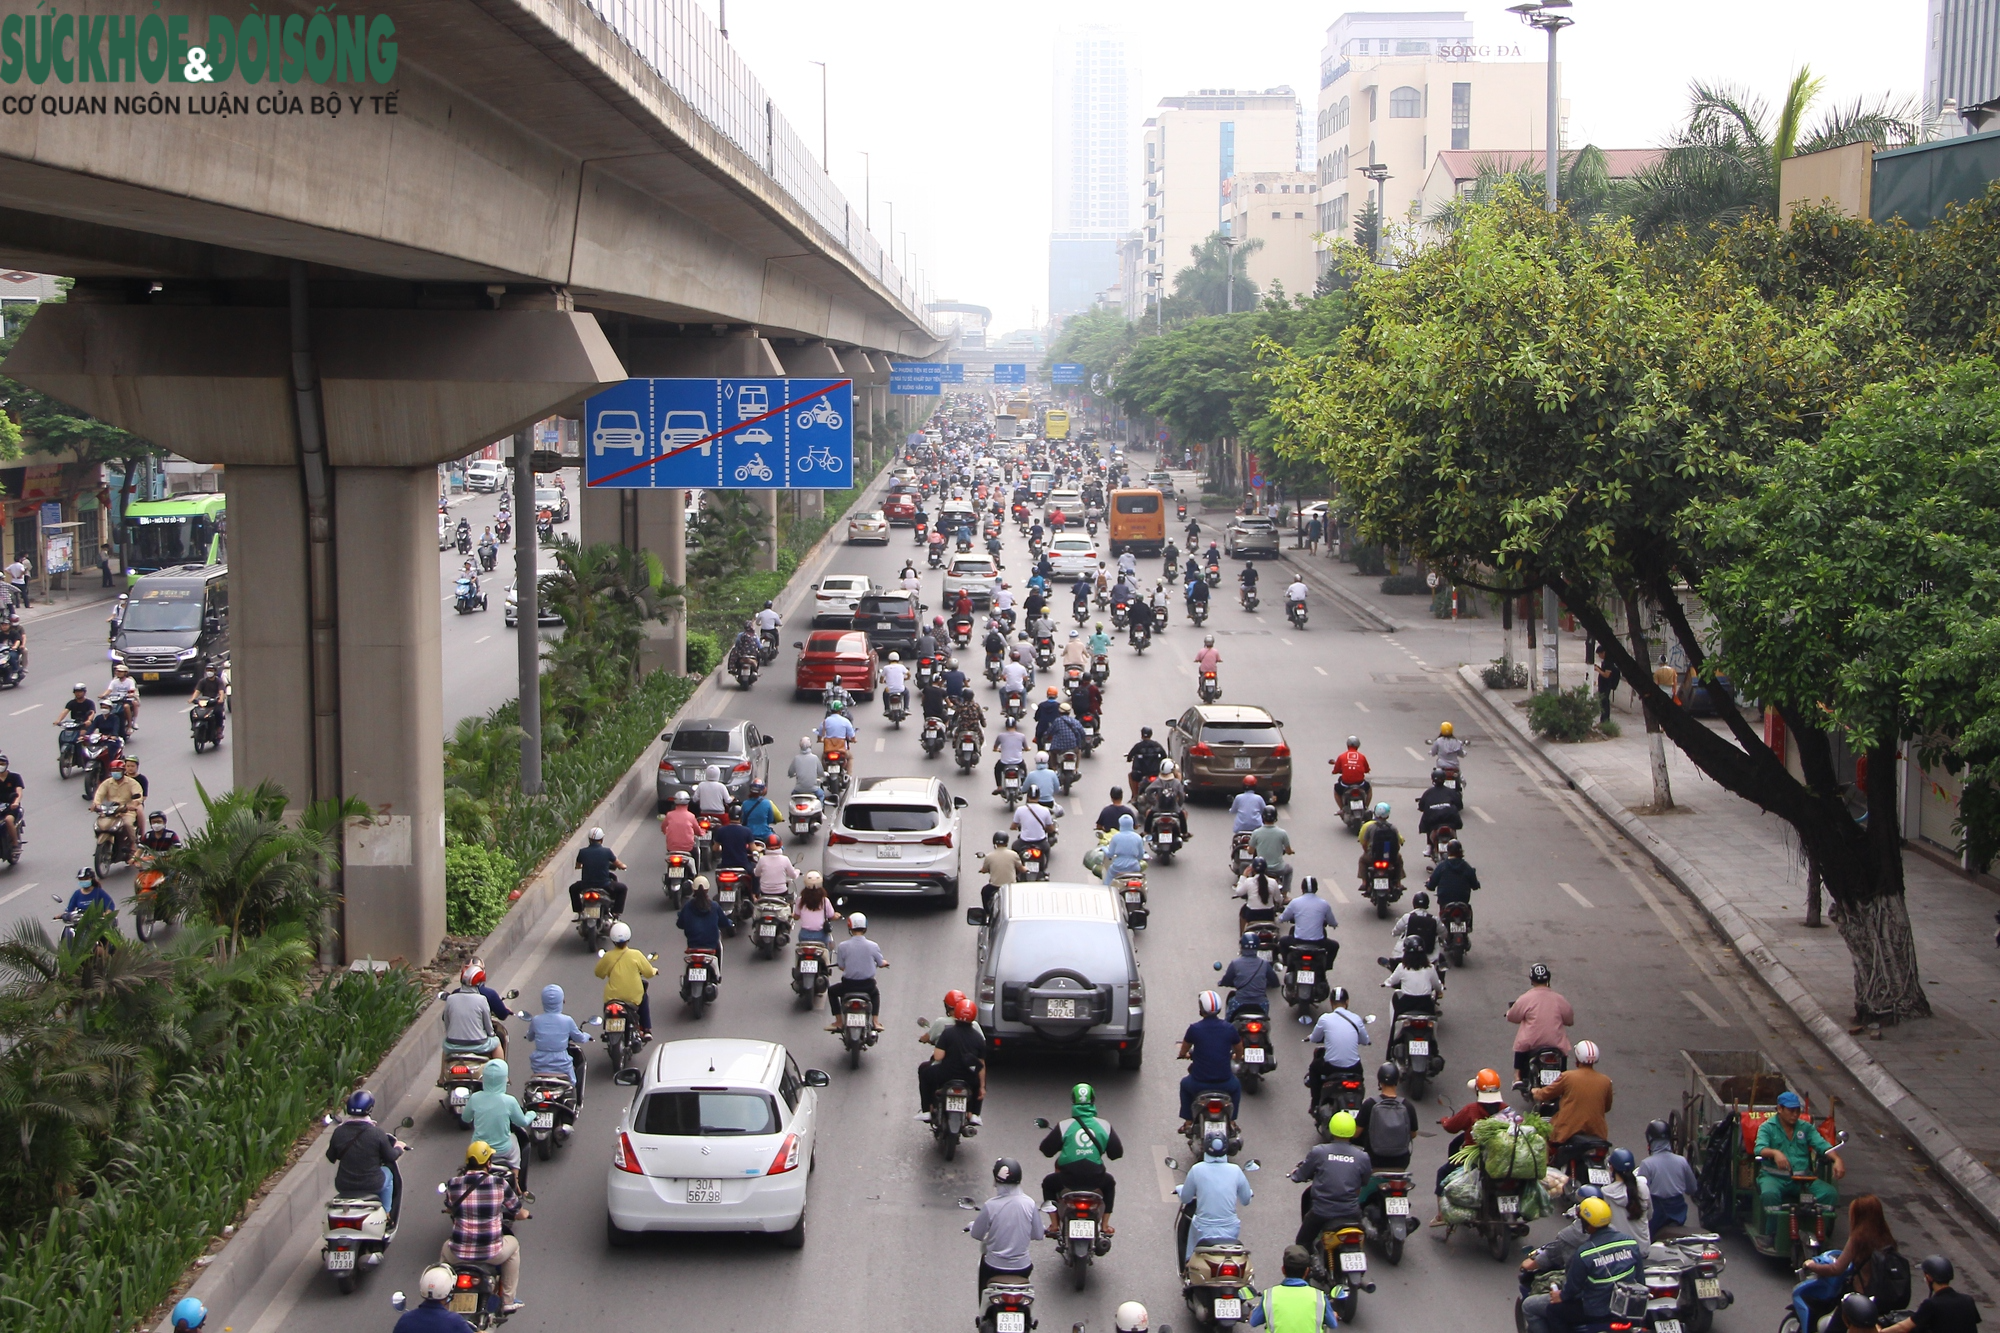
[1048,535,1099,578]
[821,776,967,904]
[606,1039,828,1247]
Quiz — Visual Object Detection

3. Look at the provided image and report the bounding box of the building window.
[1451,82,1471,150]
[1365,87,1377,121]
[1272,210,1283,220]
[1294,211,1305,219]
[1219,121,1235,183]
[1255,182,1267,193]
[1389,86,1422,118]
[1396,39,1429,54]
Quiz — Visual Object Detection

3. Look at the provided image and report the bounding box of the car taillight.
[766,1132,801,1175]
[658,758,671,769]
[828,832,856,845]
[734,762,753,774]
[1272,744,1291,758]
[1190,743,1213,758]
[613,1131,644,1174]
[922,833,953,847]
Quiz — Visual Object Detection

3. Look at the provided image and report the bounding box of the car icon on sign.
[661,411,713,456]
[592,410,645,455]
[735,426,775,449]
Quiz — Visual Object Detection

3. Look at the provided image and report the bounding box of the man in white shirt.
[1285,580,1309,607]
[991,718,1029,790]
[881,654,910,704]
[693,765,731,816]
[103,664,140,731]
[1000,657,1029,695]
[1010,798,1061,853]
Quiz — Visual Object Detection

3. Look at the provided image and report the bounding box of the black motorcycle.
[191,697,225,753]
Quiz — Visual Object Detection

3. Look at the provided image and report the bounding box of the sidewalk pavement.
[13,578,121,625]
[1458,663,2000,1232]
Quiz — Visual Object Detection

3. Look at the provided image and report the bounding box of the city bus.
[1042,408,1071,440]
[120,494,226,582]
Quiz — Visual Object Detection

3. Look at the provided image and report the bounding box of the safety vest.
[1577,1234,1639,1288]
[1263,1281,1327,1333]
[1058,1115,1109,1166]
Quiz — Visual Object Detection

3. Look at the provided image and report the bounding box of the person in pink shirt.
[754,841,798,899]
[1193,634,1222,673]
[662,789,700,856]
[1505,962,1575,1091]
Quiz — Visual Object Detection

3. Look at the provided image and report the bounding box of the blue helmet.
[171,1297,208,1331]
[1239,931,1261,955]
[1608,1147,1636,1174]
[345,1089,377,1117]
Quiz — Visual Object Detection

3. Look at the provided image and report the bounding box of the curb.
[1451,664,2000,1235]
[165,453,900,1331]
[1274,551,1401,632]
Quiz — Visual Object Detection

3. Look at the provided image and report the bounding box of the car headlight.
[176,648,200,661]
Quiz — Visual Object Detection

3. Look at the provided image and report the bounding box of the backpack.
[1864,1249,1911,1311]
[1405,913,1439,955]
[1367,1096,1415,1159]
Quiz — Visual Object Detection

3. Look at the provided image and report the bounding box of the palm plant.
[1425,145,1627,236]
[688,491,768,582]
[1627,68,1917,239]
[151,782,368,951]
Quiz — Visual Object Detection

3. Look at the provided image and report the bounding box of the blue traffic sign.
[890,372,944,395]
[1050,362,1085,384]
[992,363,1027,384]
[583,378,852,490]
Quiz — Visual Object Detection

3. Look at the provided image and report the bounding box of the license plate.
[877,845,902,858]
[1257,949,1273,961]
[450,1292,479,1314]
[1243,1047,1266,1064]
[141,672,160,681]
[1233,757,1252,769]
[757,924,775,938]
[1068,1219,1097,1238]
[845,1011,867,1027]
[1449,923,1468,934]
[1212,1299,1242,1321]
[1695,1279,1721,1300]
[946,1096,968,1112]
[1373,877,1390,891]
[1408,1040,1429,1055]
[1296,970,1315,984]
[997,1314,1027,1333]
[324,1248,356,1271]
[687,968,707,983]
[1385,1196,1410,1215]
[605,1017,626,1032]
[1160,831,1176,845]
[685,1178,722,1204]
[533,1111,554,1129]
[1658,1323,1683,1333]
[1588,1167,1611,1185]
[1340,1251,1368,1272]
[582,905,601,919]
[1124,891,1143,904]
[1041,998,1078,1019]
[798,959,819,973]
[1539,1069,1561,1085]
[719,890,737,905]
[1497,1194,1521,1215]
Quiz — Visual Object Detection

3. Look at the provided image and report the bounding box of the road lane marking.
[9,703,38,716]
[1326,881,1352,905]
[1682,989,1729,1027]
[1281,637,1293,645]
[1468,805,1495,824]
[1404,746,1425,762]
[1557,881,1594,908]
[0,881,40,908]
[874,737,886,752]
[475,635,492,644]
[1312,665,1327,676]
[1351,699,1365,709]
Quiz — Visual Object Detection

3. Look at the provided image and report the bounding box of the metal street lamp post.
[1359,161,1391,262]
[1223,235,1242,314]
[809,60,828,171]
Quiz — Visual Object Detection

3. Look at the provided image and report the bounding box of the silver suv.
[1224,515,1279,559]
[965,882,1144,1070]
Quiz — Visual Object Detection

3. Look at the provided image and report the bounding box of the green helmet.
[830,700,847,713]
[1328,1111,1358,1140]
[1070,1082,1096,1108]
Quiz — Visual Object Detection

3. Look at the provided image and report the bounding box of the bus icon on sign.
[736,384,769,421]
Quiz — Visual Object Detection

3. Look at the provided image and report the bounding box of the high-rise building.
[1314,11,1557,261]
[1140,88,1301,313]
[1926,1,2000,130]
[1050,27,1133,317]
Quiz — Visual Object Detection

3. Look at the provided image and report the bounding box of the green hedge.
[1528,685,1602,742]
[1380,574,1430,596]
[445,842,520,936]
[685,629,720,678]
[0,970,422,1333]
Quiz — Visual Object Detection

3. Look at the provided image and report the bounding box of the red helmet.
[943,988,968,1010]
[952,997,978,1022]
[459,962,486,987]
[1242,775,1259,788]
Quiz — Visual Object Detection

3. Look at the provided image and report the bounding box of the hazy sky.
[700,1,1926,333]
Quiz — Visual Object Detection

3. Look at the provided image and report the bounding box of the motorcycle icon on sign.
[733,454,775,482]
[796,444,845,475]
[796,399,844,430]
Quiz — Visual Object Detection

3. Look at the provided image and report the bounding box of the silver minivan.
[965,882,1144,1070]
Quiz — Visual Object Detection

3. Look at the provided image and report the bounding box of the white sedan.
[1048,535,1100,578]
[811,573,875,626]
[605,1039,828,1247]
[846,510,891,544]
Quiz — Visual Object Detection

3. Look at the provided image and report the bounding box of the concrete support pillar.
[638,488,685,675]
[224,466,314,808]
[334,468,447,962]
[757,489,780,570]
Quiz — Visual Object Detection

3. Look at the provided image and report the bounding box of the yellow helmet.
[465,1139,496,1167]
[1439,721,1454,737]
[1327,1111,1358,1139]
[1578,1196,1613,1228]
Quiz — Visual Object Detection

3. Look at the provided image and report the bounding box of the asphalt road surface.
[221,455,2000,1333]
[0,472,576,941]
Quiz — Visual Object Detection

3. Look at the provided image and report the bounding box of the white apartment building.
[1140,88,1300,313]
[1050,27,1134,316]
[1314,11,1559,257]
[1223,172,1323,300]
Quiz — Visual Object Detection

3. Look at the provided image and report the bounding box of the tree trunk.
[1649,732,1675,812]
[1832,891,1927,1023]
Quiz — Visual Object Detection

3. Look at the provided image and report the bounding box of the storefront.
[2,456,109,589]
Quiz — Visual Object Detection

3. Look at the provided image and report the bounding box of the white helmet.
[589,827,605,842]
[888,652,901,662]
[608,921,633,945]
[1575,1039,1601,1065]
[1116,1303,1150,1333]
[1158,759,1175,777]
[1203,633,1215,646]
[800,736,813,751]
[418,1265,456,1302]
[847,912,868,930]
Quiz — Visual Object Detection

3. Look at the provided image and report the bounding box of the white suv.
[605,1039,828,1247]
[943,553,999,609]
[1048,535,1099,578]
[822,776,967,905]
[464,460,508,491]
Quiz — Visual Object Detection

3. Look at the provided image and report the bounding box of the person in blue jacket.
[66,866,116,916]
[524,984,592,1090]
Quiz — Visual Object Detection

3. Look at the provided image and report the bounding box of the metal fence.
[578,0,937,334]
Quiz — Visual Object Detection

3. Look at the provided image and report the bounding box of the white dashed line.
[1404,746,1426,762]
[1468,805,1495,824]
[475,635,492,645]
[1312,665,1328,676]
[1682,989,1730,1027]
[1353,700,1367,710]
[8,704,36,716]
[1557,881,1595,908]
[873,737,886,752]
[1326,881,1352,905]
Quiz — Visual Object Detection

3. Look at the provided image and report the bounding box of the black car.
[851,593,923,658]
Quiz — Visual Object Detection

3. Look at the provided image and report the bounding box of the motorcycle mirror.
[1377,957,1393,968]
[1163,1156,1180,1171]
[1032,1117,1050,1129]
[391,1292,408,1311]
[590,1015,603,1025]
[1366,1015,1378,1025]
[399,1116,415,1129]
[596,950,606,959]
[916,1016,932,1029]
[1213,961,1224,970]
[957,1197,979,1210]
[1245,1159,1261,1171]
[436,991,449,1003]
[436,1182,448,1195]
[322,1113,334,1126]
[505,988,520,999]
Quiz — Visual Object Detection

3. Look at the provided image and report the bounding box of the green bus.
[120,494,226,581]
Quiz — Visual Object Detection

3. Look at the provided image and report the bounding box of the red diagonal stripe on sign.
[588,380,852,487]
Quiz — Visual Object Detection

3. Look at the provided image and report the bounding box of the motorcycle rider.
[662,788,701,858]
[921,673,953,726]
[991,716,1030,792]
[737,781,778,845]
[1284,577,1309,620]
[1087,622,1113,661]
[1234,857,1288,933]
[595,920,659,1041]
[0,754,22,852]
[881,653,911,716]
[1429,721,1467,777]
[1230,776,1268,840]
[1127,594,1156,640]
[1095,785,1139,835]
[1426,840,1480,932]
[1176,990,1244,1134]
[917,993,986,1127]
[1415,769,1465,854]
[441,962,501,1058]
[1754,1089,1844,1227]
[1355,801,1405,891]
[968,1158,1039,1296]
[327,1087,404,1224]
[815,704,858,767]
[1139,760,1192,842]
[1357,1062,1416,1177]
[1636,1119,1702,1236]
[1518,1196,1640,1333]
[1217,931,1280,1019]
[1390,891,1440,963]
[525,983,591,1089]
[1025,751,1061,805]
[1194,633,1222,684]
[392,1266,473,1333]
[828,912,887,1033]
[1330,736,1371,810]
[138,809,181,854]
[1276,876,1336,984]
[188,665,226,735]
[1291,1111,1373,1247]
[1878,1256,1977,1333]
[91,757,145,845]
[1185,567,1212,618]
[1125,726,1167,797]
[1000,646,1031,699]
[1061,627,1090,669]
[978,832,1022,919]
[55,682,96,740]
[787,739,824,800]
[1254,1246,1340,1331]
[1033,685,1064,745]
[1602,1146,1654,1244]
[459,1057,533,1185]
[693,764,732,819]
[1176,1131,1255,1261]
[754,600,781,644]
[728,621,761,674]
[1011,793,1061,861]
[1100,813,1147,887]
[102,662,140,732]
[1045,702,1087,763]
[1238,561,1259,605]
[1436,1070,1513,1212]
[1038,1081,1123,1235]
[570,827,627,918]
[1249,805,1294,888]
[1382,936,1444,1017]
[1507,963,1576,1090]
[1535,1039,1615,1174]
[1304,987,1371,1108]
[441,1140,528,1316]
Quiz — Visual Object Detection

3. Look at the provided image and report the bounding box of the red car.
[794,630,879,700]
[883,490,918,526]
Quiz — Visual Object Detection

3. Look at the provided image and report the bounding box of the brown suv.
[1164,705,1293,803]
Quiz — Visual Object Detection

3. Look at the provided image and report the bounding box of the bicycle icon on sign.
[796,399,844,430]
[733,454,775,482]
[796,444,845,475]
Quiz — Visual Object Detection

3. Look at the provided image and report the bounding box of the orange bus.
[1107,488,1166,555]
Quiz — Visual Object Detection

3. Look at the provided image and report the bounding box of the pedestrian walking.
[4,555,28,608]
[1595,649,1617,725]
[1306,515,1323,554]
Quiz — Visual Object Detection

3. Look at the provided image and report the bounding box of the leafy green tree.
[1164,232,1265,320]
[1352,199,1381,259]
[688,490,768,582]
[1045,308,1141,384]
[1425,145,1631,236]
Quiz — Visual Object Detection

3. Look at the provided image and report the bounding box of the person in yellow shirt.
[593,922,658,1040]
[91,758,146,845]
